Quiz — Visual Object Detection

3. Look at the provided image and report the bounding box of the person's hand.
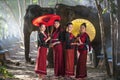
[76,43,80,46]
[47,36,51,40]
[79,38,83,44]
[75,37,79,42]
[49,43,54,47]
[45,36,51,42]
[71,43,78,45]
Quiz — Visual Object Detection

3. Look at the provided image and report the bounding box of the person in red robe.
[35,24,51,79]
[65,23,76,78]
[50,20,65,77]
[76,23,90,80]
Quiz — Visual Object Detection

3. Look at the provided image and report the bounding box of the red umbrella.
[32,14,61,27]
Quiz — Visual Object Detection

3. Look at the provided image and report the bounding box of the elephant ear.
[67,8,75,22]
[74,5,90,17]
[24,5,42,21]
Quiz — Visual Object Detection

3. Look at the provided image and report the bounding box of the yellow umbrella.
[71,19,96,41]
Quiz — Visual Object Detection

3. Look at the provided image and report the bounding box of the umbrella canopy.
[71,19,96,41]
[32,14,61,27]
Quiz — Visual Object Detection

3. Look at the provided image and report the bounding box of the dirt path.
[5,42,114,80]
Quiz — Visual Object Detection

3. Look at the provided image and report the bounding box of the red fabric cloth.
[52,30,60,40]
[78,32,92,52]
[52,28,65,76]
[53,43,65,76]
[35,47,47,75]
[65,49,74,76]
[76,32,89,78]
[78,32,88,49]
[76,50,87,78]
[69,33,75,40]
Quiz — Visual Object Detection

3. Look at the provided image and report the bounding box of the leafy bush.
[0,66,14,79]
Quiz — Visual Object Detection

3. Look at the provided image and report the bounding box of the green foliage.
[99,0,104,3]
[98,0,117,15]
[32,0,38,4]
[102,8,108,14]
[48,0,56,7]
[109,0,117,14]
[0,66,14,79]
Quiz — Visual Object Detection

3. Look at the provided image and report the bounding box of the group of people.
[34,20,90,80]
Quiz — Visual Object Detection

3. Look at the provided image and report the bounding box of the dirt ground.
[4,42,114,80]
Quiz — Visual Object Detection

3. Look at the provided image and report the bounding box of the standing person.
[76,23,90,80]
[65,23,76,78]
[51,20,65,77]
[35,24,51,80]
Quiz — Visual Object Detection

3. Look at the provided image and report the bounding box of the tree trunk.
[30,0,33,4]
[116,0,120,78]
[110,8,116,77]
[95,0,111,76]
[117,0,120,60]
[38,0,42,6]
[17,0,22,34]
[17,0,24,45]
[109,0,118,77]
[3,0,24,43]
[3,0,19,25]
[56,0,59,4]
[23,0,26,12]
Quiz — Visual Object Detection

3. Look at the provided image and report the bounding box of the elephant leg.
[24,32,31,62]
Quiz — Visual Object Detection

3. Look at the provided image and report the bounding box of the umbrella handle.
[47,26,54,48]
[50,26,54,35]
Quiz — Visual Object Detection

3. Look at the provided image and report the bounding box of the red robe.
[52,29,65,76]
[65,32,75,76]
[76,32,90,78]
[35,32,48,75]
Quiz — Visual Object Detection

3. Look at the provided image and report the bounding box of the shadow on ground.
[4,42,114,80]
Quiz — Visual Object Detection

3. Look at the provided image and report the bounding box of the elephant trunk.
[24,32,31,62]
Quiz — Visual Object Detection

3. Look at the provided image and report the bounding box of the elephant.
[24,5,54,62]
[24,4,111,67]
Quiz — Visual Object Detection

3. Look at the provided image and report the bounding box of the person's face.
[68,24,73,32]
[40,24,46,32]
[80,25,86,33]
[54,21,60,29]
